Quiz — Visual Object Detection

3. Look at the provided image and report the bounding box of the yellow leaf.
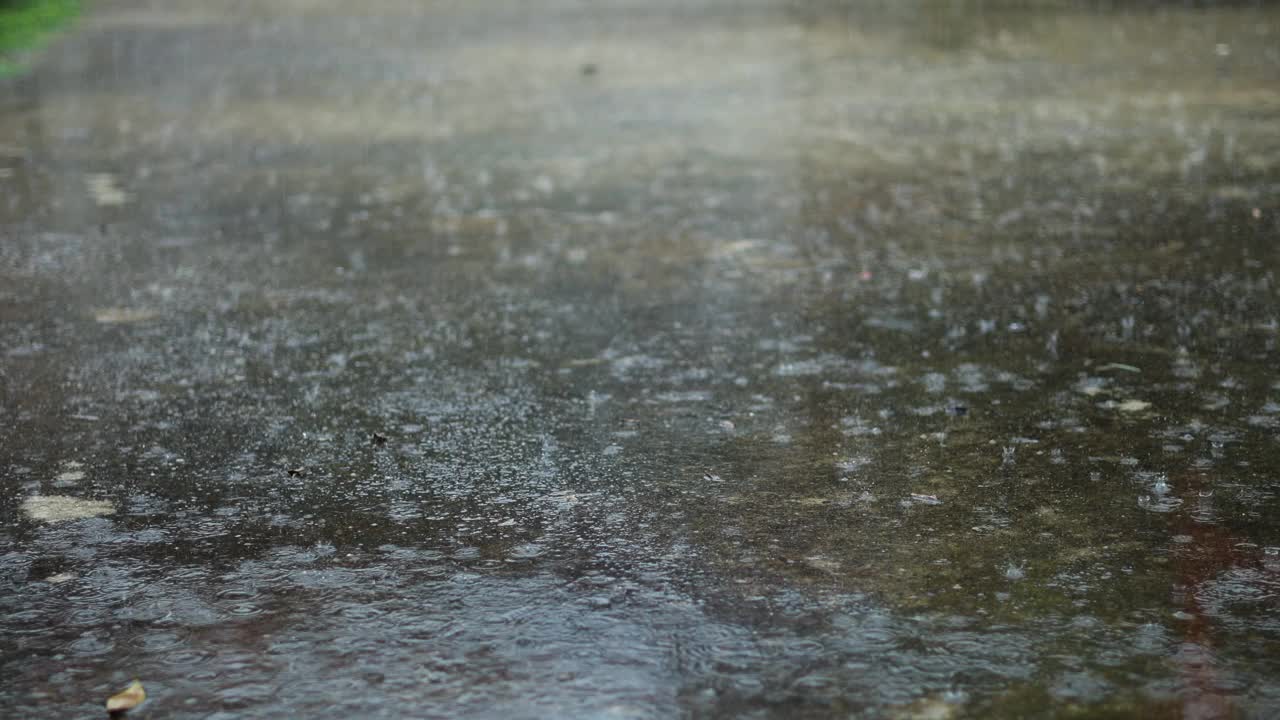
[106,680,146,713]
[1117,399,1151,413]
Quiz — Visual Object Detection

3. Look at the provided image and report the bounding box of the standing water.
[1,1,1279,717]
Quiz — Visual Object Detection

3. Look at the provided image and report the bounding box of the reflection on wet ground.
[2,0,1279,716]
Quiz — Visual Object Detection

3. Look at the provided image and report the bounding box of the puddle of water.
[2,0,1279,717]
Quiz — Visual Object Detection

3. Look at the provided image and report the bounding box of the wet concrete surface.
[2,0,1280,717]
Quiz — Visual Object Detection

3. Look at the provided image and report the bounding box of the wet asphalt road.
[2,1,1280,717]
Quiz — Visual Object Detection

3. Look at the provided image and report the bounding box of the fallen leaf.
[106,680,146,713]
[892,695,958,719]
[21,495,114,522]
[804,555,841,574]
[793,496,828,506]
[1117,399,1151,413]
[1097,362,1142,374]
[93,308,158,324]
[85,173,130,206]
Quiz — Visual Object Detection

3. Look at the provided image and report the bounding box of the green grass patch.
[0,0,81,74]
